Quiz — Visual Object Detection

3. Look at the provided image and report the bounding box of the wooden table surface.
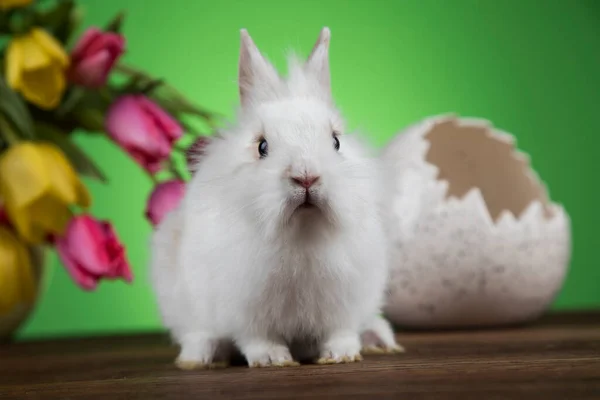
[1,311,599,399]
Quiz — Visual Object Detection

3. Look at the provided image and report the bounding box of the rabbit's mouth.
[295,190,319,211]
[299,202,316,210]
[299,192,317,209]
[287,186,325,217]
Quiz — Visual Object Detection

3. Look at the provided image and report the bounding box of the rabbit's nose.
[291,175,320,189]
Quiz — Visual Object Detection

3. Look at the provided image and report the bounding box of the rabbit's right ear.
[238,29,281,107]
[305,27,331,99]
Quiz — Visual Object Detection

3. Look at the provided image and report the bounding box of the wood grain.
[1,311,599,399]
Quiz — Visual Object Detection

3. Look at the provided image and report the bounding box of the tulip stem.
[173,143,189,152]
[170,165,186,181]
[147,172,158,184]
[139,79,165,95]
[166,157,187,181]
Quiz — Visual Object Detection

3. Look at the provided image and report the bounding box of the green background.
[17,0,600,340]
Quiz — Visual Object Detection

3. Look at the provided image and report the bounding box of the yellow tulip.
[0,226,35,315]
[5,28,69,109]
[0,142,91,244]
[0,0,33,10]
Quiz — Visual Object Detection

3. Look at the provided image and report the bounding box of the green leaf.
[153,88,218,121]
[70,107,106,133]
[0,10,11,34]
[179,121,200,136]
[35,122,108,183]
[0,75,35,139]
[56,86,86,118]
[105,11,125,33]
[34,0,76,44]
[61,3,84,46]
[65,89,112,133]
[112,63,221,123]
[139,79,164,95]
[0,113,20,146]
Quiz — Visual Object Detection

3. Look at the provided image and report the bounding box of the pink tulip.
[145,180,186,226]
[106,95,183,173]
[186,136,211,174]
[68,27,125,88]
[56,215,133,291]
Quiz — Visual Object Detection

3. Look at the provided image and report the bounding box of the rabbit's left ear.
[239,29,282,107]
[305,27,331,97]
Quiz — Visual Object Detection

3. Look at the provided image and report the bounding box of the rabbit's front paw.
[175,359,229,370]
[175,332,229,370]
[317,331,362,364]
[360,314,405,355]
[240,338,300,368]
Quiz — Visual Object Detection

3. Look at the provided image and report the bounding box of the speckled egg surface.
[380,115,571,329]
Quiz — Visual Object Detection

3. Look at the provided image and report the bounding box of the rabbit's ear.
[305,27,331,98]
[239,29,281,107]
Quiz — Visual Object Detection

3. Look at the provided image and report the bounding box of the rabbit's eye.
[333,134,340,151]
[258,138,269,158]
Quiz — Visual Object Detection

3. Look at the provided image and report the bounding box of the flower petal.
[85,32,124,61]
[0,143,51,243]
[19,64,66,109]
[0,142,91,243]
[145,180,186,226]
[106,96,150,147]
[38,143,90,207]
[136,96,183,141]
[15,34,53,71]
[30,28,69,67]
[63,215,111,275]
[126,148,164,174]
[100,221,133,282]
[56,215,132,289]
[69,28,125,89]
[27,192,74,238]
[105,34,126,58]
[0,143,49,209]
[70,28,102,62]
[5,40,22,89]
[56,232,99,291]
[105,96,172,171]
[0,226,35,313]
[70,49,112,87]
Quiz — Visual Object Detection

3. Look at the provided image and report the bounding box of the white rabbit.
[150,27,403,369]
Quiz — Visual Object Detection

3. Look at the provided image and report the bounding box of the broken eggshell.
[380,114,571,329]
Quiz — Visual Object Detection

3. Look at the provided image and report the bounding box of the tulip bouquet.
[0,0,217,318]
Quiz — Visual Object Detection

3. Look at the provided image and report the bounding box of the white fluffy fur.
[150,27,401,368]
